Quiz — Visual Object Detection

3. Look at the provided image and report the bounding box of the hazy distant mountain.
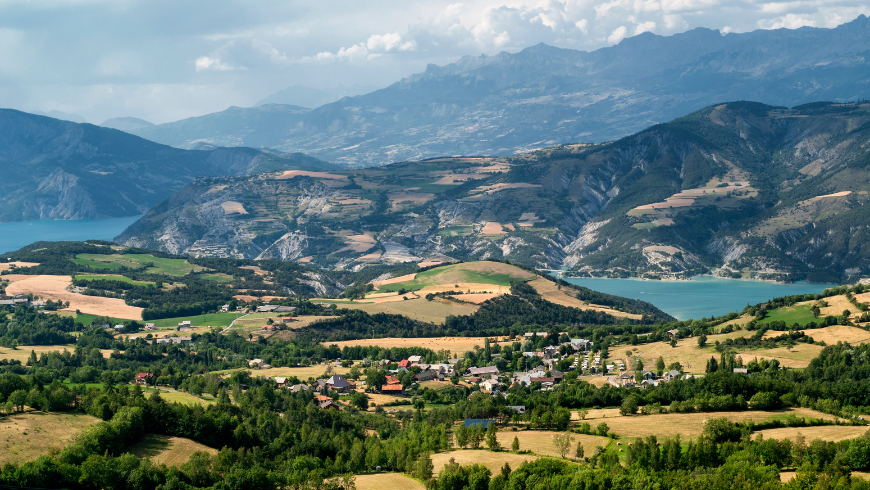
[0,110,331,222]
[127,16,870,167]
[118,101,870,283]
[255,84,380,108]
[101,117,155,132]
[31,110,88,124]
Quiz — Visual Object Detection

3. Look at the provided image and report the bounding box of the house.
[381,384,405,395]
[398,360,411,368]
[0,300,15,306]
[465,366,499,377]
[641,379,660,388]
[430,364,455,377]
[523,332,548,339]
[221,304,230,312]
[135,373,155,386]
[507,405,526,414]
[325,375,354,392]
[407,355,422,364]
[114,325,125,331]
[320,400,342,411]
[570,338,593,350]
[289,384,310,393]
[315,395,332,403]
[733,368,748,374]
[155,337,192,345]
[281,317,298,323]
[464,419,496,429]
[385,375,401,385]
[248,359,265,369]
[663,370,681,381]
[550,369,564,381]
[414,370,439,382]
[274,377,288,388]
[143,323,156,330]
[480,379,501,391]
[667,329,680,338]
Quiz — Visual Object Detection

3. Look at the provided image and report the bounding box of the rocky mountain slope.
[117,101,870,283]
[0,110,332,222]
[127,16,870,167]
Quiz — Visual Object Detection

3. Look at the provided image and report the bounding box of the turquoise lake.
[562,276,838,321]
[0,216,142,254]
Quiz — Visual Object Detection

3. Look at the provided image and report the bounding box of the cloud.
[608,25,628,43]
[635,20,656,34]
[194,56,232,71]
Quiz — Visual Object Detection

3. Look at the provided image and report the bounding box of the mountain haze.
[0,110,331,222]
[126,16,870,167]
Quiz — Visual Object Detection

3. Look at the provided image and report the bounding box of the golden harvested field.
[244,365,351,380]
[372,273,418,287]
[732,344,825,368]
[575,408,838,440]
[0,261,39,271]
[528,278,641,320]
[324,336,509,357]
[572,408,621,420]
[764,325,870,344]
[0,412,101,465]
[819,295,854,317]
[577,376,612,389]
[332,298,477,324]
[130,434,218,466]
[366,393,407,407]
[495,431,609,458]
[231,315,336,331]
[354,473,424,490]
[431,450,538,475]
[5,275,143,320]
[0,345,114,363]
[480,222,507,235]
[781,471,870,483]
[755,425,869,443]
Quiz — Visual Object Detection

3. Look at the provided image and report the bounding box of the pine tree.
[511,435,520,451]
[575,441,585,460]
[486,424,500,450]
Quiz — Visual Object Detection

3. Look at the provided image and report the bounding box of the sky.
[1,0,867,125]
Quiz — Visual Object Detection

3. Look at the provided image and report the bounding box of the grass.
[0,344,78,363]
[74,275,153,286]
[431,449,539,475]
[571,408,838,440]
[354,473,425,490]
[198,273,234,283]
[758,304,818,326]
[75,313,131,325]
[438,226,474,237]
[142,388,217,406]
[334,298,477,324]
[0,412,101,465]
[129,434,217,466]
[148,312,244,328]
[495,430,608,458]
[71,253,204,276]
[755,425,869,443]
[375,261,536,294]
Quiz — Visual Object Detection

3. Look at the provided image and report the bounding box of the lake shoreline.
[558,272,837,287]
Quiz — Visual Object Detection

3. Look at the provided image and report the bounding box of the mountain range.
[117,100,870,283]
[0,110,332,222]
[124,16,870,167]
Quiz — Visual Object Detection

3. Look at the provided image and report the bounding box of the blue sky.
[2,0,867,124]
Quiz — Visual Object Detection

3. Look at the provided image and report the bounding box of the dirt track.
[5,275,143,320]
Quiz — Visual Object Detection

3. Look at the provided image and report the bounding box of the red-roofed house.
[385,375,401,385]
[398,360,411,368]
[135,373,155,386]
[382,384,405,395]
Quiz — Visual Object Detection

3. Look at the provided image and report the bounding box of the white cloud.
[194,56,232,71]
[608,25,628,43]
[761,13,817,29]
[635,20,656,34]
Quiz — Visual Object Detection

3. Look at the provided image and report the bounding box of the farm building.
[414,370,439,382]
[464,419,496,429]
[288,384,309,393]
[382,384,405,395]
[465,366,500,377]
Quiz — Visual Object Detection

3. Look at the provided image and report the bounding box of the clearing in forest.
[527,278,641,319]
[764,325,870,345]
[0,412,101,465]
[755,425,869,443]
[330,297,478,324]
[572,408,838,440]
[431,450,538,475]
[495,431,608,458]
[324,336,508,357]
[130,434,218,466]
[371,261,536,294]
[354,473,424,490]
[70,253,204,276]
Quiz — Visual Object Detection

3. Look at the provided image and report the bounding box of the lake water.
[562,275,838,321]
[0,215,142,254]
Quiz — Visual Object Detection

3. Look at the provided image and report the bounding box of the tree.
[485,424,500,451]
[553,432,574,458]
[350,391,368,410]
[670,338,677,348]
[416,452,434,480]
[511,436,520,452]
[635,358,644,371]
[698,334,708,348]
[9,389,27,412]
[620,394,639,415]
[656,356,665,374]
[575,441,585,460]
[596,422,609,437]
[468,424,484,449]
[455,424,469,448]
[576,408,589,420]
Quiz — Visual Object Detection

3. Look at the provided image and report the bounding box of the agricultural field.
[71,253,205,276]
[431,449,539,475]
[495,431,609,458]
[229,314,335,333]
[73,274,153,286]
[324,336,509,357]
[527,277,641,320]
[143,389,217,407]
[0,344,78,363]
[768,325,870,345]
[331,297,478,324]
[372,262,536,294]
[214,365,351,380]
[755,425,869,443]
[4,274,143,320]
[354,473,425,490]
[0,413,100,465]
[148,312,244,329]
[571,408,838,440]
[129,434,218,466]
[758,304,818,326]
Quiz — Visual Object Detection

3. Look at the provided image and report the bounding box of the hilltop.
[124,16,870,166]
[0,110,332,222]
[118,100,870,283]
